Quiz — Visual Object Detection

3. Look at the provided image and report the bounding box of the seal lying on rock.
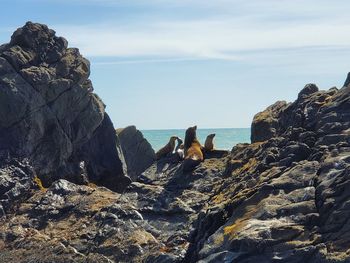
[204,133,216,151]
[183,126,204,172]
[156,136,178,160]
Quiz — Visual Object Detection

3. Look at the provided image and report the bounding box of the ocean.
[141,128,251,151]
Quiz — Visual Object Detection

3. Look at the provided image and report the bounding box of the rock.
[298,83,319,99]
[0,22,130,192]
[0,158,37,216]
[80,115,131,192]
[343,72,350,87]
[117,126,156,181]
[187,75,350,262]
[251,101,288,143]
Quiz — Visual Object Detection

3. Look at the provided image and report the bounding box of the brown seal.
[183,125,203,172]
[155,136,178,160]
[204,133,216,151]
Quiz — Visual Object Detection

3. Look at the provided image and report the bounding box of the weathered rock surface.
[0,158,37,218]
[251,100,289,143]
[0,22,130,192]
[1,22,350,263]
[117,125,156,181]
[190,83,350,262]
[0,156,229,262]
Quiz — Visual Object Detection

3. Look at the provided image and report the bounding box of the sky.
[1,0,350,129]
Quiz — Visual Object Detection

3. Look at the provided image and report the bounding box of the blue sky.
[1,0,350,129]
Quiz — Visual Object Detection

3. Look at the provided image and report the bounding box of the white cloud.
[46,0,350,60]
[9,0,349,63]
[53,15,350,61]
[92,57,213,65]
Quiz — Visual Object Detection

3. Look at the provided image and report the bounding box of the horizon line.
[138,127,251,131]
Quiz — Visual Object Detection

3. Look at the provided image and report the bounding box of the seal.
[183,125,203,172]
[155,136,178,160]
[175,137,184,159]
[204,133,216,151]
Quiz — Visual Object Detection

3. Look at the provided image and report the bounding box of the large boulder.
[0,22,130,192]
[117,126,156,181]
[251,100,288,143]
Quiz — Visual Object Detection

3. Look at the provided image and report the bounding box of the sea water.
[141,128,251,151]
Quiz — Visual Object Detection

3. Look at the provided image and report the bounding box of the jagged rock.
[81,115,130,192]
[298,83,319,99]
[0,158,37,217]
[343,72,350,87]
[0,22,130,192]
[251,101,288,143]
[117,126,156,181]
[188,81,350,262]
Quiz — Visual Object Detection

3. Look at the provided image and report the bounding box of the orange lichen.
[232,158,258,176]
[213,233,224,246]
[317,95,333,108]
[253,110,272,122]
[129,229,157,246]
[87,182,97,188]
[159,246,172,253]
[212,193,225,204]
[243,158,258,170]
[223,218,247,237]
[230,159,243,166]
[223,205,257,239]
[33,176,47,192]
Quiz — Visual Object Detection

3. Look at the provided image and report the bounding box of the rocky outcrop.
[1,22,350,263]
[188,83,350,262]
[0,156,229,262]
[251,100,288,143]
[0,22,130,192]
[117,126,156,181]
[1,77,350,262]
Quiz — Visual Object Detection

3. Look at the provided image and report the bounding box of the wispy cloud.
[45,0,350,61]
[12,0,350,63]
[92,57,216,65]
[54,16,350,60]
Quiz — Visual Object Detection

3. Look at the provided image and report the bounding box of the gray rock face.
[0,22,130,192]
[117,126,156,181]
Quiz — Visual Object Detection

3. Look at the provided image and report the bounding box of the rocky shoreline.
[0,22,350,263]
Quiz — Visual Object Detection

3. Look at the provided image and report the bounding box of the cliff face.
[0,22,130,192]
[1,22,350,263]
